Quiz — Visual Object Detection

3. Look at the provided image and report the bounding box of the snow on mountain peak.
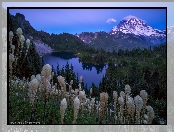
[123,15,146,23]
[110,15,166,37]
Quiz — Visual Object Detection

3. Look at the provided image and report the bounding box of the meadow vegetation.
[8,24,166,124]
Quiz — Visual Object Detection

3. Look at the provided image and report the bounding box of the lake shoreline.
[42,50,108,66]
[42,51,108,88]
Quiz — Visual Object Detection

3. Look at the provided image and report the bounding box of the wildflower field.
[8,23,166,125]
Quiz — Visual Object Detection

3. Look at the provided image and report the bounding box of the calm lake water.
[43,52,108,89]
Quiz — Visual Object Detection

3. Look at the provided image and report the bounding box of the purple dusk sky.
[9,8,166,35]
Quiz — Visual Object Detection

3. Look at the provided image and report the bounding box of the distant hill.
[9,13,88,55]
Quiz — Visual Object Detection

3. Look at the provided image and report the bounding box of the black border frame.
[7,6,167,125]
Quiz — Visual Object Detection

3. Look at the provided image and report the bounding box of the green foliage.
[9,16,44,79]
[104,44,167,121]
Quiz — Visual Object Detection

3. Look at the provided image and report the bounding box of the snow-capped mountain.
[167,26,174,42]
[109,16,166,45]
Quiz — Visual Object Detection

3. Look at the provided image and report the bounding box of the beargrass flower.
[28,79,39,106]
[146,106,155,124]
[20,35,25,43]
[90,88,92,96]
[140,90,148,104]
[79,76,83,83]
[11,45,15,53]
[134,95,143,124]
[73,96,80,124]
[16,27,23,37]
[9,31,14,41]
[60,98,67,124]
[134,95,143,111]
[41,64,52,80]
[70,80,73,85]
[31,75,36,81]
[125,84,131,95]
[79,90,86,103]
[36,74,41,82]
[113,91,118,100]
[26,39,30,49]
[120,91,125,98]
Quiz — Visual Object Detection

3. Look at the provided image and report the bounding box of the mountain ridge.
[9,13,167,53]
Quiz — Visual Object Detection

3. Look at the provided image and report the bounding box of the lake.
[42,52,108,89]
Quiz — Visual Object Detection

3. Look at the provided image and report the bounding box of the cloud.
[123,15,146,22]
[106,18,117,24]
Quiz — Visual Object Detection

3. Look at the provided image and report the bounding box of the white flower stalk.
[71,89,75,94]
[146,106,155,124]
[126,96,134,123]
[31,75,36,80]
[70,80,73,86]
[16,27,23,37]
[74,89,79,95]
[95,101,100,114]
[91,98,95,113]
[79,76,83,83]
[52,72,54,76]
[36,74,41,83]
[118,96,124,117]
[120,91,125,99]
[59,77,66,99]
[46,81,51,93]
[140,90,148,121]
[79,90,86,103]
[144,114,148,120]
[51,72,54,86]
[131,103,135,120]
[57,76,66,91]
[88,104,92,112]
[73,96,80,124]
[78,83,81,91]
[125,85,131,96]
[99,92,106,123]
[90,87,92,98]
[60,98,67,124]
[36,74,42,92]
[69,85,72,95]
[140,90,148,106]
[113,91,118,123]
[26,39,30,49]
[134,95,143,111]
[19,35,25,53]
[41,64,52,80]
[11,45,15,54]
[105,92,109,117]
[126,96,133,115]
[113,91,118,101]
[134,95,143,124]
[9,31,14,42]
[28,79,39,107]
[143,120,148,124]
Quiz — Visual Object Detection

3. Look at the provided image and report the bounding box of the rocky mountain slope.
[76,16,166,51]
[10,13,52,56]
